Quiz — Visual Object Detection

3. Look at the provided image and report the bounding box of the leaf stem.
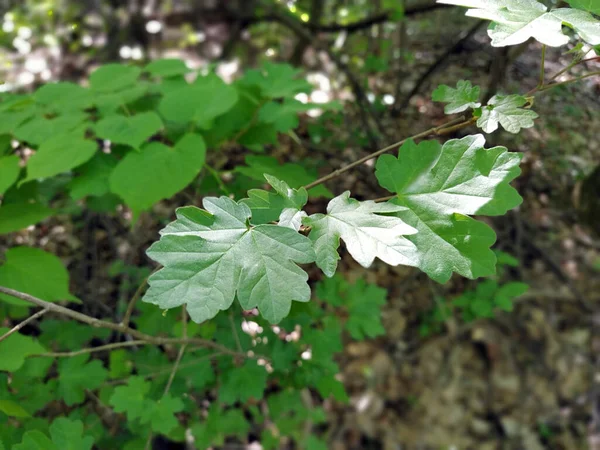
[204,164,230,195]
[302,115,468,190]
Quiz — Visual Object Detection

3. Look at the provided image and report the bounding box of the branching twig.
[37,340,149,358]
[0,307,49,343]
[0,286,248,359]
[302,115,468,190]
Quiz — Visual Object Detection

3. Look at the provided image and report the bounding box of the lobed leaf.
[432,80,481,114]
[477,94,538,134]
[375,135,522,282]
[143,196,315,323]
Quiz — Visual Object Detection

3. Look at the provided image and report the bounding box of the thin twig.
[539,44,547,88]
[121,266,161,328]
[229,310,243,353]
[302,115,467,190]
[0,286,248,359]
[36,340,149,358]
[0,307,49,343]
[145,308,189,450]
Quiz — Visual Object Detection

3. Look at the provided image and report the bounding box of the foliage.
[0,2,599,447]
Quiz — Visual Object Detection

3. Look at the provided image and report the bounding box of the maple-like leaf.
[477,94,538,134]
[375,135,522,282]
[432,80,481,114]
[143,196,315,323]
[303,192,418,277]
[438,0,600,47]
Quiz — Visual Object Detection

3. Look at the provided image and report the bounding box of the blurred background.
[0,0,599,449]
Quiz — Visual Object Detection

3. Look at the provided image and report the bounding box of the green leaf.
[477,94,538,134]
[139,394,184,434]
[241,174,308,227]
[109,133,206,212]
[240,63,312,98]
[432,80,481,114]
[68,153,118,200]
[304,192,418,277]
[0,202,52,235]
[438,0,600,46]
[89,64,141,92]
[13,431,56,450]
[159,74,238,124]
[108,349,132,379]
[0,247,77,306]
[191,405,250,448]
[494,281,528,311]
[236,155,332,198]
[23,133,97,183]
[375,135,522,282]
[345,279,387,340]
[58,354,108,406]
[94,112,163,149]
[219,360,268,404]
[38,320,110,351]
[13,419,93,450]
[14,113,87,146]
[34,82,94,112]
[0,155,20,195]
[0,328,45,372]
[565,0,600,15]
[257,99,326,132]
[144,59,190,78]
[0,399,31,417]
[143,196,315,323]
[109,376,149,421]
[48,418,94,450]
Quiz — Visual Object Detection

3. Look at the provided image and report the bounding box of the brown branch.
[0,307,49,343]
[0,286,247,359]
[395,20,484,114]
[308,2,450,32]
[303,115,469,190]
[121,266,160,328]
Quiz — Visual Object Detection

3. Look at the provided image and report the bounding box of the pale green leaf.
[0,155,20,195]
[143,196,315,323]
[0,328,46,372]
[0,202,52,235]
[159,74,238,124]
[109,133,206,212]
[438,0,600,46]
[477,94,538,133]
[432,80,481,114]
[57,354,108,406]
[94,112,163,149]
[375,135,522,282]
[23,133,97,183]
[144,59,190,78]
[304,192,418,277]
[89,64,141,92]
[0,247,76,306]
